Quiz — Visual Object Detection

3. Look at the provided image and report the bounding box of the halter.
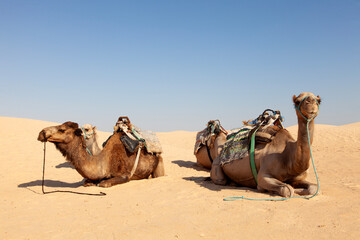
[295,95,320,122]
[80,127,95,156]
[81,127,95,139]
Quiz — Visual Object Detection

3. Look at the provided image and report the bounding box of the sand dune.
[0,116,359,239]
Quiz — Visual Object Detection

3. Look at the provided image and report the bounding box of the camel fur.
[38,121,165,187]
[81,124,102,155]
[211,92,321,197]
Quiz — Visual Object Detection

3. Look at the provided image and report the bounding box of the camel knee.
[210,165,227,185]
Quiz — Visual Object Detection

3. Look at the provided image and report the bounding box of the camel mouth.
[37,131,62,143]
[37,131,48,142]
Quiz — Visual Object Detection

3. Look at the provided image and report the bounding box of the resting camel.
[38,121,165,187]
[81,124,102,155]
[194,120,227,169]
[211,92,321,197]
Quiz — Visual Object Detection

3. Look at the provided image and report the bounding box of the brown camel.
[38,121,165,187]
[211,92,321,197]
[194,120,227,169]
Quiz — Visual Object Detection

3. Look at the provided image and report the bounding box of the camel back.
[220,110,283,166]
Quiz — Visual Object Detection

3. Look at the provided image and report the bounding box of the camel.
[38,121,165,187]
[194,120,227,169]
[81,124,102,155]
[211,92,321,197]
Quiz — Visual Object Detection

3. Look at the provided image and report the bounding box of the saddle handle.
[117,116,132,129]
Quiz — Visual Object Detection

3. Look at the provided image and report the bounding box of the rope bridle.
[80,127,95,156]
[41,141,106,196]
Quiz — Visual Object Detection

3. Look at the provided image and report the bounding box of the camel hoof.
[280,184,294,198]
[83,179,97,187]
[98,182,112,188]
[308,185,318,195]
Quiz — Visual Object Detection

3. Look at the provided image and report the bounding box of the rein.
[41,142,106,196]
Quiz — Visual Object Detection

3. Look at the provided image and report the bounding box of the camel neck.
[57,136,106,180]
[292,117,315,174]
[88,135,102,155]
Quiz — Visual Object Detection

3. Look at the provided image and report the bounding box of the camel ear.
[292,95,300,105]
[64,121,79,129]
[316,95,321,105]
[74,128,83,136]
[93,126,97,131]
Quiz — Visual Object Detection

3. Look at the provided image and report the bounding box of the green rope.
[250,126,261,185]
[224,96,320,201]
[81,127,93,156]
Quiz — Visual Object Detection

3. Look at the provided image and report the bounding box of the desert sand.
[0,116,359,239]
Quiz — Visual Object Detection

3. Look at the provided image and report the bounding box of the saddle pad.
[132,126,162,154]
[219,126,254,166]
[194,128,210,154]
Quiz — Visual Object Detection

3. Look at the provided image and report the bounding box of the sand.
[0,116,359,239]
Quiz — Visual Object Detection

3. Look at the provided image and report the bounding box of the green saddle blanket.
[219,126,254,166]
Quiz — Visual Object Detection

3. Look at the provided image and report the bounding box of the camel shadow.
[183,176,258,193]
[56,162,74,169]
[172,160,209,172]
[18,179,83,189]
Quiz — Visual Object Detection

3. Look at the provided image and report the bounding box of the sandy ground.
[0,116,359,240]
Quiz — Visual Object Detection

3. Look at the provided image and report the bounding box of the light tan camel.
[194,120,227,169]
[81,124,102,155]
[211,92,321,197]
[38,121,165,187]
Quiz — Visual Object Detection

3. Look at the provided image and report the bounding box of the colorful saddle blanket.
[219,126,254,166]
[194,120,227,154]
[219,109,284,166]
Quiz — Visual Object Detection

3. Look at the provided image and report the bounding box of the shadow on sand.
[172,160,209,172]
[55,162,74,169]
[183,176,259,194]
[18,179,83,189]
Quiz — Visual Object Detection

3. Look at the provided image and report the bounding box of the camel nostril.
[37,130,47,142]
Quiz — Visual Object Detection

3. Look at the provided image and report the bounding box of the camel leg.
[98,176,130,188]
[289,179,318,196]
[257,173,294,197]
[210,156,227,185]
[83,179,100,187]
[152,156,165,178]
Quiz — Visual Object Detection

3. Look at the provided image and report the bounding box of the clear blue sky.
[1,0,359,132]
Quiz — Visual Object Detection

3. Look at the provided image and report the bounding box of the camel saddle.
[194,120,227,154]
[220,109,284,166]
[114,116,163,154]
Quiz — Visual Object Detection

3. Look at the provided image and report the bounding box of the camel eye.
[59,129,65,133]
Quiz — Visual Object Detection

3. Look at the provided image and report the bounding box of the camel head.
[293,92,321,121]
[81,124,97,140]
[38,121,83,143]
